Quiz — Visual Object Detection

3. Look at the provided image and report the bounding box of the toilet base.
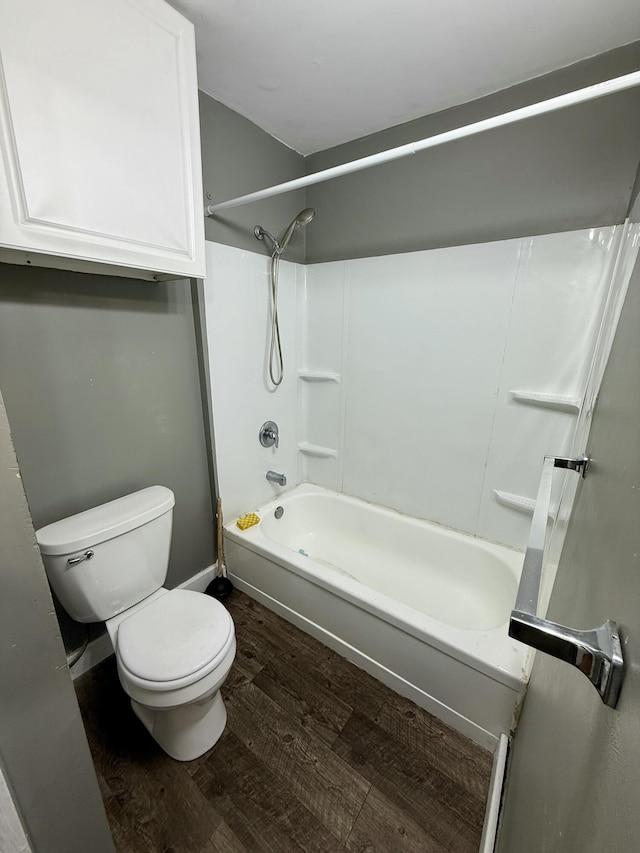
[131,690,227,761]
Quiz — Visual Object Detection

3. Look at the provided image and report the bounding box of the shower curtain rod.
[205,69,640,216]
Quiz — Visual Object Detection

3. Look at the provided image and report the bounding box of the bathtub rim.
[225,483,531,692]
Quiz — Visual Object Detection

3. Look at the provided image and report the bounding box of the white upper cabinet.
[0,0,205,280]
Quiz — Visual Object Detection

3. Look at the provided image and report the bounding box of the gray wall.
[0,390,114,853]
[305,42,640,263]
[200,43,640,266]
[200,92,308,262]
[496,239,640,850]
[0,265,213,591]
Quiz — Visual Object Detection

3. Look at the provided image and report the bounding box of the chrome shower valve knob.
[259,420,279,448]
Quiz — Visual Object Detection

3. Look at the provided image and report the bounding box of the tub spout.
[266,470,287,486]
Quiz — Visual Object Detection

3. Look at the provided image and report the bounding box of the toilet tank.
[36,486,175,623]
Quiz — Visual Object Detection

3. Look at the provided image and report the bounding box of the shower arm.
[508,454,624,709]
[254,226,281,255]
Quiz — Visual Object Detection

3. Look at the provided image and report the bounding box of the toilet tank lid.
[36,486,175,556]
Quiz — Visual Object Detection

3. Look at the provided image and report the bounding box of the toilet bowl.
[108,588,236,761]
[36,486,236,761]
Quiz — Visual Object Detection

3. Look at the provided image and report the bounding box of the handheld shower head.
[278,208,316,254]
[254,208,315,257]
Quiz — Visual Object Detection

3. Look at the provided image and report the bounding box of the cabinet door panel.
[0,0,204,278]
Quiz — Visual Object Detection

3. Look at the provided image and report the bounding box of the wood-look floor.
[75,590,492,853]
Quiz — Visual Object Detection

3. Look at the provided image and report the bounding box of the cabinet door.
[0,0,205,279]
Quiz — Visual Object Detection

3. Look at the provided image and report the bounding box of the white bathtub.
[224,483,530,749]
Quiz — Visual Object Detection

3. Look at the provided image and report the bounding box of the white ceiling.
[170,0,640,156]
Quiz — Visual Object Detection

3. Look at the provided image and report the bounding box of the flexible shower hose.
[269,252,284,386]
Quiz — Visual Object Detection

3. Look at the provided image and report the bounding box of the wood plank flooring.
[75,590,493,853]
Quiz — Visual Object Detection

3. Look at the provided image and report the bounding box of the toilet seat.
[116,589,234,692]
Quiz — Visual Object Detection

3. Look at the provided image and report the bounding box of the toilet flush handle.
[67,549,95,565]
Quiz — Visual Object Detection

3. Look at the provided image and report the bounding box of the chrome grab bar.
[508,455,624,708]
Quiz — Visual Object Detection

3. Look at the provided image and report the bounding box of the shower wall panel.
[203,227,618,550]
[297,260,347,488]
[304,227,618,549]
[203,242,302,519]
[343,241,519,534]
[477,228,618,546]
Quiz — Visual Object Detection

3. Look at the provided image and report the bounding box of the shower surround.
[203,226,626,744]
[205,227,619,548]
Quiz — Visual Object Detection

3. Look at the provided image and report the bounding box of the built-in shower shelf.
[493,489,556,517]
[298,370,341,383]
[298,442,339,458]
[510,390,581,412]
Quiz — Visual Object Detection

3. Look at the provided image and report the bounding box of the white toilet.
[36,486,236,762]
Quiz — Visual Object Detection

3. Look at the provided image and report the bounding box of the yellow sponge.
[237,513,260,531]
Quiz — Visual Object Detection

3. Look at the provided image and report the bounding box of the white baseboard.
[70,632,113,680]
[177,564,218,593]
[479,732,509,853]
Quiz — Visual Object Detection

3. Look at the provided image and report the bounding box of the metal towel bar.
[508,455,624,708]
